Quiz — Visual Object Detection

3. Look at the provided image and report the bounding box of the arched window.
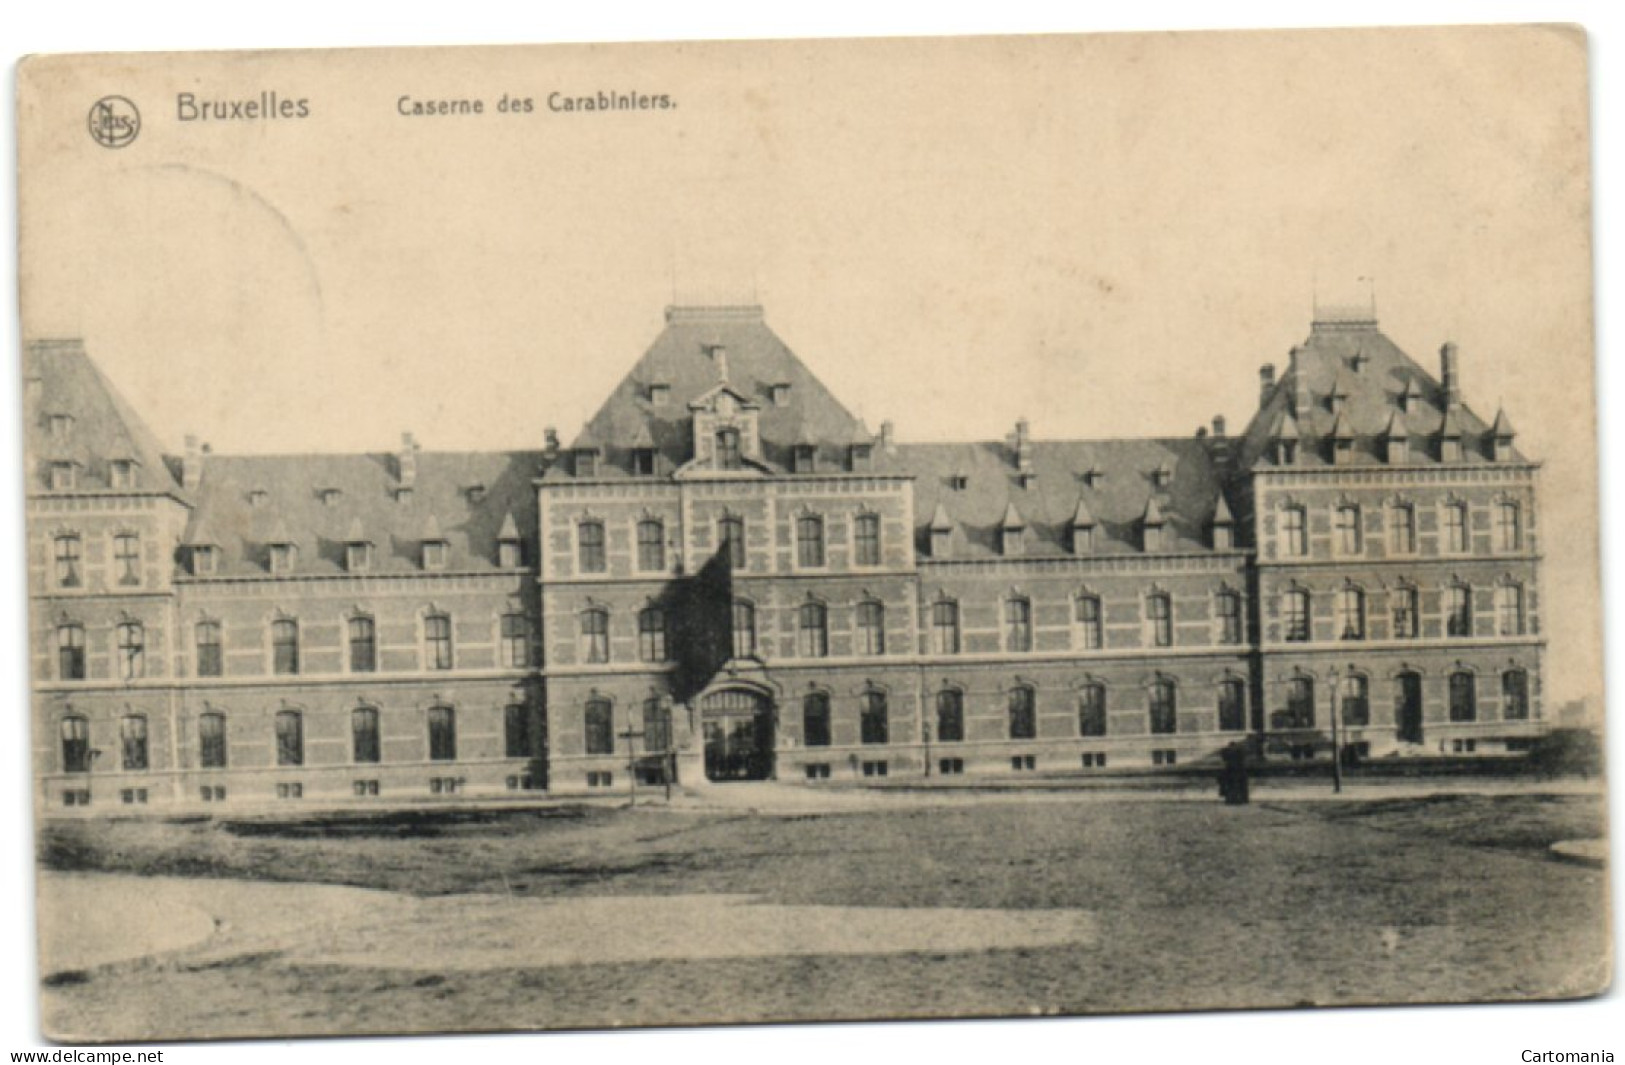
[715,428,742,470]
[1496,501,1523,552]
[1340,675,1370,727]
[198,712,228,769]
[1076,594,1104,650]
[1449,672,1477,722]
[1393,586,1420,638]
[60,716,90,773]
[637,519,665,572]
[580,608,610,664]
[275,709,304,767]
[1282,506,1308,557]
[638,606,667,663]
[1008,685,1037,740]
[584,698,613,755]
[798,602,829,658]
[1445,502,1470,553]
[1447,585,1473,637]
[1216,591,1243,646]
[1497,584,1526,636]
[1334,505,1362,556]
[642,699,670,754]
[857,600,885,656]
[1283,589,1311,642]
[1337,586,1366,640]
[719,515,746,570]
[1502,669,1530,721]
[936,689,964,743]
[271,618,299,675]
[501,612,531,668]
[1146,593,1172,648]
[932,599,961,655]
[352,706,381,764]
[1219,678,1246,732]
[803,692,832,747]
[428,704,457,761]
[577,520,606,573]
[1286,677,1315,729]
[195,620,223,677]
[731,600,757,659]
[860,690,889,745]
[424,612,453,669]
[348,616,376,673]
[1078,683,1107,737]
[120,714,148,771]
[1005,597,1033,653]
[57,622,85,681]
[797,515,826,568]
[117,620,146,680]
[1149,679,1178,735]
[1389,503,1417,554]
[53,534,82,588]
[854,513,882,566]
[506,703,536,758]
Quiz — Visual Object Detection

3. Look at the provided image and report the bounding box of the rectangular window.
[275,711,304,767]
[938,758,965,776]
[109,460,134,489]
[854,513,881,566]
[719,517,747,570]
[1497,585,1526,636]
[638,608,666,663]
[422,540,448,570]
[1078,686,1107,738]
[936,689,965,743]
[932,600,960,655]
[1449,673,1477,722]
[502,612,532,668]
[121,714,149,770]
[581,610,610,664]
[577,521,606,573]
[642,700,670,754]
[1147,594,1172,648]
[1284,591,1310,642]
[505,703,534,758]
[1219,680,1246,732]
[632,449,655,477]
[50,462,75,490]
[428,705,457,761]
[1445,504,1470,553]
[348,616,377,673]
[117,621,145,680]
[1081,752,1108,769]
[637,520,665,571]
[54,535,82,588]
[498,538,523,568]
[1149,682,1178,735]
[352,707,380,764]
[803,693,832,747]
[716,430,743,470]
[584,700,613,756]
[1502,671,1530,721]
[198,714,228,769]
[195,621,223,678]
[192,544,218,576]
[57,624,85,681]
[1010,755,1037,771]
[269,543,295,574]
[1005,598,1032,653]
[798,603,829,658]
[1077,596,1103,650]
[1008,687,1036,740]
[1335,506,1362,556]
[60,718,90,773]
[1389,504,1417,554]
[1282,507,1307,557]
[1337,588,1366,640]
[1496,502,1523,552]
[803,763,832,780]
[860,692,889,745]
[731,600,756,659]
[857,600,885,656]
[1217,593,1243,645]
[1393,587,1419,639]
[1447,586,1473,637]
[796,516,826,568]
[114,533,141,587]
[425,614,454,670]
[346,542,373,572]
[272,619,299,675]
[861,760,888,778]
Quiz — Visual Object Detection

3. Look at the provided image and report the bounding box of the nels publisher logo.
[87,96,140,148]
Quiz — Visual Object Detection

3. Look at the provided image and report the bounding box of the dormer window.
[422,539,449,570]
[49,462,75,491]
[931,526,952,558]
[849,443,873,472]
[716,430,743,471]
[1150,465,1172,489]
[248,489,269,508]
[395,487,415,504]
[346,541,373,573]
[48,413,73,439]
[575,449,599,477]
[1333,437,1354,464]
[770,383,792,406]
[949,474,968,491]
[632,448,656,477]
[793,443,816,474]
[109,460,135,490]
[1017,472,1037,489]
[1276,439,1298,465]
[648,383,671,406]
[1001,526,1025,557]
[466,484,486,504]
[1144,524,1165,552]
[319,487,342,506]
[192,544,218,576]
[268,542,297,574]
[1082,467,1105,488]
[498,537,522,569]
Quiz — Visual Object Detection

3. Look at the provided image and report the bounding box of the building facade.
[25,303,1545,809]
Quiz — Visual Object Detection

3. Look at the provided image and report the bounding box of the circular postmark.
[87,96,140,149]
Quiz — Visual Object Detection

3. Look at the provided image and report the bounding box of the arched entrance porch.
[699,687,776,781]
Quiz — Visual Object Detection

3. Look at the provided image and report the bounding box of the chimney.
[398,431,418,487]
[1259,363,1276,406]
[544,427,560,457]
[1290,347,1312,416]
[1014,418,1033,471]
[879,420,896,454]
[1212,415,1227,438]
[182,434,203,490]
[709,344,730,382]
[1440,342,1461,409]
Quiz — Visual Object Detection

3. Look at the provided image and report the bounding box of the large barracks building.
[26,303,1545,808]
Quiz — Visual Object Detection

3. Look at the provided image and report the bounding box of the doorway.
[700,689,775,781]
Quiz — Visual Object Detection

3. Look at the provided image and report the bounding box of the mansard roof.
[181,449,543,576]
[898,436,1227,559]
[546,305,876,480]
[1237,316,1522,468]
[22,339,183,495]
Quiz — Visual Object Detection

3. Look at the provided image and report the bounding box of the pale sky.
[18,26,1598,703]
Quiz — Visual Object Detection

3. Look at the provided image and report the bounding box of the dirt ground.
[36,789,1611,1041]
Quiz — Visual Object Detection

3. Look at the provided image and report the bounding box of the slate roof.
[547,306,882,480]
[22,339,184,495]
[898,437,1231,558]
[1236,317,1522,468]
[182,450,544,576]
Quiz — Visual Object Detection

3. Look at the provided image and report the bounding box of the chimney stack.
[1258,363,1276,406]
[183,434,203,490]
[1212,415,1227,438]
[1289,347,1312,416]
[879,420,895,454]
[709,344,729,382]
[1440,342,1461,409]
[1014,418,1033,471]
[398,431,419,487]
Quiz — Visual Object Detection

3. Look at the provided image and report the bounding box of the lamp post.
[1327,667,1343,794]
[618,725,645,808]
